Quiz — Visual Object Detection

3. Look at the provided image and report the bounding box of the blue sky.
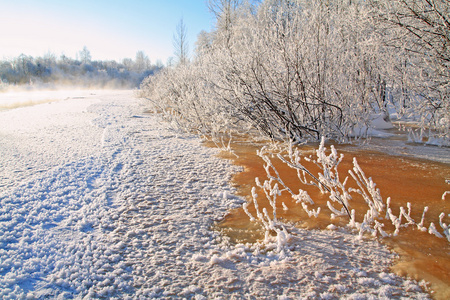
[0,0,214,64]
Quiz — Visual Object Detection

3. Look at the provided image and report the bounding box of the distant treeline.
[0,48,162,90]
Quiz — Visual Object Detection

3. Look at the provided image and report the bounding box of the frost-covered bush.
[139,62,247,139]
[142,0,387,142]
[372,0,450,145]
[141,0,449,146]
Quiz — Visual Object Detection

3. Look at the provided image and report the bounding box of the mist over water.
[0,89,76,110]
[0,49,161,103]
[0,86,136,111]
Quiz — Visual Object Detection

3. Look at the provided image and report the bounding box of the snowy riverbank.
[0,90,430,299]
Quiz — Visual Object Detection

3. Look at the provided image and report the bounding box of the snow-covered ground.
[0,90,430,299]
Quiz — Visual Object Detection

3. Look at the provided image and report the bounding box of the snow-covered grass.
[0,90,431,298]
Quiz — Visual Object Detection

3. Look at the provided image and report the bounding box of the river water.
[212,135,450,299]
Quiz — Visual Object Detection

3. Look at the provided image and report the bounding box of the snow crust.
[0,90,430,299]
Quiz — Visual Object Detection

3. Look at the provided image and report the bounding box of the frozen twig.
[442,179,449,200]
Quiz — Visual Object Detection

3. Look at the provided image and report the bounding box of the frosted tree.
[207,0,244,47]
[134,51,151,73]
[79,46,92,64]
[173,18,189,65]
[122,58,134,70]
[195,30,214,56]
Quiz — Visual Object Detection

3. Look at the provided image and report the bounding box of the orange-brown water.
[208,139,450,299]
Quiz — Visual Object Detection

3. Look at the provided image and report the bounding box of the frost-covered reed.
[243,137,450,253]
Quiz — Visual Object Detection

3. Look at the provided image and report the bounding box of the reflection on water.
[209,139,450,299]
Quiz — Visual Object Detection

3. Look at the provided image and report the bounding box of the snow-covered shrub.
[372,0,450,146]
[140,1,394,143]
[139,61,247,139]
[141,0,449,145]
